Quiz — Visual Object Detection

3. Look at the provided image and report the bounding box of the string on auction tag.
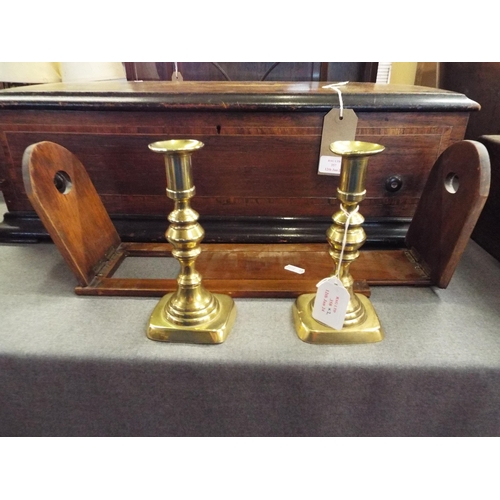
[335,205,359,279]
[172,62,183,81]
[322,81,349,119]
[317,82,356,176]
[311,204,357,329]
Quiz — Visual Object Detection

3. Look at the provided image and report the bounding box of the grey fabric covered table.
[1,231,500,436]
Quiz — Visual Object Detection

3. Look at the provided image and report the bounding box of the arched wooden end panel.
[406,140,491,288]
[22,141,121,286]
[21,140,490,296]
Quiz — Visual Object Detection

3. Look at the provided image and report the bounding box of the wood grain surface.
[22,141,121,285]
[406,140,490,287]
[1,82,478,243]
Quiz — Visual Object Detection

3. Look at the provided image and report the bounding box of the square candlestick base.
[147,293,236,344]
[293,293,384,344]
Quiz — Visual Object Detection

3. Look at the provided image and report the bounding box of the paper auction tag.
[312,277,350,330]
[318,155,342,175]
[318,108,358,176]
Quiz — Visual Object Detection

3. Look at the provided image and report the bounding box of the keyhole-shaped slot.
[54,171,73,194]
[444,172,459,194]
[216,125,222,135]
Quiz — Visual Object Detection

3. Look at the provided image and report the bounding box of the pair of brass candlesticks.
[146,139,385,345]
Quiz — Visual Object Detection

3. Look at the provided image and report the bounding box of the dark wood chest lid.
[0,81,480,112]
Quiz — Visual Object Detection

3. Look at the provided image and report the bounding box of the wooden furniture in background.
[123,62,379,83]
[472,135,500,261]
[0,81,479,245]
[439,63,500,261]
[440,62,500,140]
[21,140,489,297]
[415,62,440,88]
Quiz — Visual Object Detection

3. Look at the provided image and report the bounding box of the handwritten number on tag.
[312,277,350,330]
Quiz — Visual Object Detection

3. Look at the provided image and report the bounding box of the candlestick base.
[292,293,384,344]
[147,293,236,344]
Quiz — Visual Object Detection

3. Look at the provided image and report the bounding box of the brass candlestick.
[293,140,385,344]
[146,139,236,343]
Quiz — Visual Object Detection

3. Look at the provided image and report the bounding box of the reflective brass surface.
[293,293,384,344]
[148,292,236,343]
[293,140,385,344]
[332,141,385,205]
[146,139,236,343]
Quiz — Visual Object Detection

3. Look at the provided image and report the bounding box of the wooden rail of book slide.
[22,140,490,298]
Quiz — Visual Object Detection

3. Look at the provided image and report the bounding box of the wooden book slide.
[22,140,490,298]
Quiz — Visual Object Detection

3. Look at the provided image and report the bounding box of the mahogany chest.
[0,81,479,244]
